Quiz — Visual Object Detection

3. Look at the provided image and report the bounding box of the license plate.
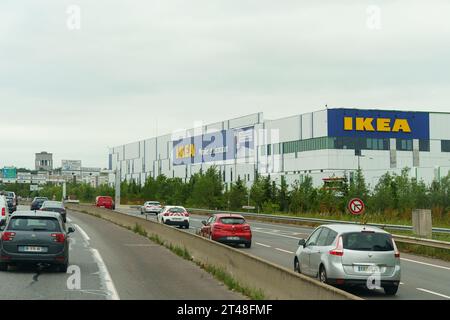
[19,246,47,253]
[172,217,182,221]
[356,266,370,272]
[227,237,240,240]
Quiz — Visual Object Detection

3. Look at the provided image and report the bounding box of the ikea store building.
[108,108,450,189]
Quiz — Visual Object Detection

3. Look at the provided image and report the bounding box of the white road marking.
[67,217,72,223]
[91,248,120,300]
[75,224,91,242]
[416,288,450,299]
[123,244,159,247]
[255,242,271,248]
[401,258,450,271]
[253,229,301,240]
[400,282,405,285]
[275,248,294,254]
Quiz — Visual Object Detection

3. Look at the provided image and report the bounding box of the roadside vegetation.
[4,166,450,227]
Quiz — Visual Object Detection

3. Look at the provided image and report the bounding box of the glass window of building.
[442,140,450,152]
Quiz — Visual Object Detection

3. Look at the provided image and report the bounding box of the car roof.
[163,206,186,209]
[215,213,245,219]
[321,223,389,234]
[42,201,64,206]
[11,210,62,219]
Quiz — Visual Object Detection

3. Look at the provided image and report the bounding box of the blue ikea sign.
[327,109,430,139]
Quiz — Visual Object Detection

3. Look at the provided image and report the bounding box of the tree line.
[2,166,449,223]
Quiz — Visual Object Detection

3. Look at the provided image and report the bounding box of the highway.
[117,207,450,300]
[0,206,244,300]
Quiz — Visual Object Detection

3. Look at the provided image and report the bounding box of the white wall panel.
[301,113,313,140]
[430,113,450,140]
[313,110,327,138]
[124,142,139,160]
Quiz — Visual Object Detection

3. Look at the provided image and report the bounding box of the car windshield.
[8,217,61,232]
[146,202,160,205]
[169,207,185,213]
[342,232,394,252]
[220,217,246,225]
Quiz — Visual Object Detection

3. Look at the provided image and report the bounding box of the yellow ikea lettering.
[392,119,411,132]
[176,144,195,159]
[376,118,391,132]
[355,117,375,131]
[344,117,353,130]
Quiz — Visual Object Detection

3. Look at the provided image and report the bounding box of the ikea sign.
[328,109,430,139]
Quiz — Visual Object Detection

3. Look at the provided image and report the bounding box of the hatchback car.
[140,201,161,215]
[157,206,190,229]
[294,224,401,295]
[6,196,17,213]
[0,211,75,272]
[200,214,252,248]
[95,196,115,210]
[40,201,67,223]
[30,197,49,210]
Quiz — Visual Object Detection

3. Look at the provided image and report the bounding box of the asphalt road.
[0,206,244,300]
[119,207,450,300]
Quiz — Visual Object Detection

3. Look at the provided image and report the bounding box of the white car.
[0,195,10,226]
[157,206,190,229]
[140,201,162,215]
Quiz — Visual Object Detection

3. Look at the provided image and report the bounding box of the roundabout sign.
[348,198,365,215]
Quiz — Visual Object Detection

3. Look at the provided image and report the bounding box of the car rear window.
[42,202,64,208]
[220,217,246,225]
[8,217,61,232]
[147,202,160,205]
[342,232,394,251]
[169,207,185,213]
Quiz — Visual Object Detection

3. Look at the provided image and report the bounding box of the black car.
[6,197,16,213]
[0,211,75,272]
[30,197,49,210]
[40,201,67,223]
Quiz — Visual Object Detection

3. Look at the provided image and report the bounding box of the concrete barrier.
[67,203,360,300]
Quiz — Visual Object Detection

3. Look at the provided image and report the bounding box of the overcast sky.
[1,0,450,169]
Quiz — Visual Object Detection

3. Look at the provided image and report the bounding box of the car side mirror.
[298,239,306,247]
[201,220,207,226]
[0,225,5,231]
[68,227,76,234]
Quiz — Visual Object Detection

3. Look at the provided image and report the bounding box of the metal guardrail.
[186,208,450,234]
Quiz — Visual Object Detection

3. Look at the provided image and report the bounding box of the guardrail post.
[412,209,432,239]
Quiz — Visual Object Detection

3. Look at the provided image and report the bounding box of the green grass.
[198,263,265,300]
[390,229,450,242]
[396,242,450,262]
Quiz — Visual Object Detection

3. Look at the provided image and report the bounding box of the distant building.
[35,152,53,171]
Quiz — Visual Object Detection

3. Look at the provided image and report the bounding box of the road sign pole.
[115,169,121,208]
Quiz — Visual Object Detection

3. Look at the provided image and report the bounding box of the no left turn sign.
[348,198,365,215]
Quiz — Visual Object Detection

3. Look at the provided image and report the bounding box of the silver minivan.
[294,224,401,295]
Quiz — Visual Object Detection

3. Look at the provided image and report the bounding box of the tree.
[228,177,248,211]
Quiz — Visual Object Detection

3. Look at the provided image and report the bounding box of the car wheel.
[185,224,189,229]
[294,258,301,273]
[384,285,399,296]
[319,265,328,284]
[245,242,252,249]
[0,263,8,272]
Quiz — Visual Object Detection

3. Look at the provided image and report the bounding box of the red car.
[95,196,115,210]
[200,214,252,248]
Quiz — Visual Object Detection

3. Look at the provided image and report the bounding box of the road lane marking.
[75,224,91,242]
[401,258,450,271]
[400,282,404,285]
[91,248,120,300]
[416,288,450,299]
[255,242,271,248]
[67,217,72,223]
[275,248,294,254]
[252,229,301,240]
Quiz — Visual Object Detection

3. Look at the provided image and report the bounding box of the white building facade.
[108,108,450,189]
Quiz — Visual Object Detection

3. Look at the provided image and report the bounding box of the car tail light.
[243,225,251,231]
[184,212,190,217]
[51,233,66,243]
[163,212,170,216]
[1,208,5,216]
[329,236,344,256]
[1,232,15,241]
[392,239,400,258]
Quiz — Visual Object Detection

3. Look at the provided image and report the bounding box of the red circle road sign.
[348,198,365,215]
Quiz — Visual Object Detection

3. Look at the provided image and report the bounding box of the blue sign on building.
[327,109,430,139]
[172,127,254,166]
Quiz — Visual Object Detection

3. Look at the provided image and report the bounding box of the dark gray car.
[0,211,75,272]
